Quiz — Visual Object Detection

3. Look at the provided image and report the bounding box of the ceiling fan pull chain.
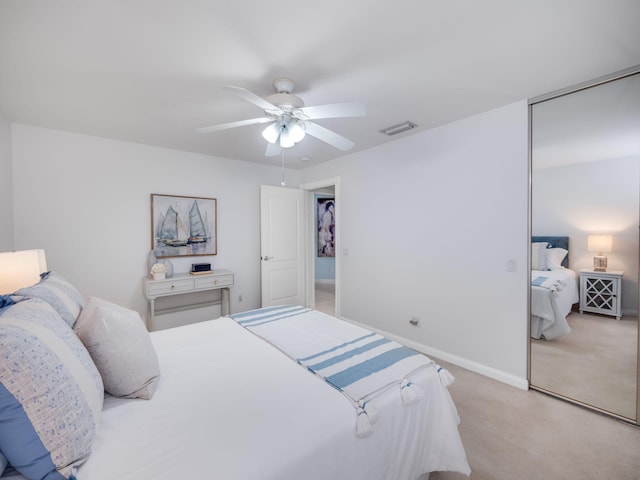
[281,150,286,186]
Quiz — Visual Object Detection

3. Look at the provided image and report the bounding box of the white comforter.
[63,316,470,479]
[531,268,579,340]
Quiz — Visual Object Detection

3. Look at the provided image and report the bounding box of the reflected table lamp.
[0,249,48,294]
[587,235,612,272]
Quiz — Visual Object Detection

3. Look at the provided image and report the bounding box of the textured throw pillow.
[531,242,548,271]
[545,247,568,270]
[0,297,104,480]
[74,297,160,400]
[16,271,86,327]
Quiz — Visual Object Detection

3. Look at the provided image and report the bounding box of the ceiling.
[1,1,639,169]
[532,71,640,170]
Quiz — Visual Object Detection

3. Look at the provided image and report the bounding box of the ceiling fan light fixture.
[279,127,295,148]
[288,119,306,143]
[262,122,281,144]
[199,77,363,156]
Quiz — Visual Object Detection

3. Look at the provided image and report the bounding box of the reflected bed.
[531,236,579,340]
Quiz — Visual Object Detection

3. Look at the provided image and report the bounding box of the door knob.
[261,256,273,261]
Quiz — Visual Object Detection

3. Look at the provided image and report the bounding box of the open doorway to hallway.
[313,188,335,316]
[315,282,335,315]
[303,179,338,317]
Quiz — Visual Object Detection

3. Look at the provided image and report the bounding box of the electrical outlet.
[238,294,243,302]
[507,259,517,272]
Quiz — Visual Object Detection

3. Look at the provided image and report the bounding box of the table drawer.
[147,277,194,296]
[195,274,234,290]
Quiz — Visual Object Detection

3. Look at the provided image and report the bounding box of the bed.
[0,272,471,480]
[530,236,579,340]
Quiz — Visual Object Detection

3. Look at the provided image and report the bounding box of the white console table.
[144,270,234,324]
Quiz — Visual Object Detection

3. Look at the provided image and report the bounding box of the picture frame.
[317,197,335,257]
[151,194,217,258]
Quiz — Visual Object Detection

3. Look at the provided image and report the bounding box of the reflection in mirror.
[529,70,640,423]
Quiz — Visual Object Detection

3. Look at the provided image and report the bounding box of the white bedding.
[531,268,579,340]
[17,315,469,479]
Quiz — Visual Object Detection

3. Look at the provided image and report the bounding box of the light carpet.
[531,311,637,419]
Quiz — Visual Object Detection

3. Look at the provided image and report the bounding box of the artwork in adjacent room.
[317,197,335,257]
[151,194,217,258]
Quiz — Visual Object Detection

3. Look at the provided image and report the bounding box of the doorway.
[301,178,340,317]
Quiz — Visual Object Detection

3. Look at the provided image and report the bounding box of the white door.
[260,185,306,307]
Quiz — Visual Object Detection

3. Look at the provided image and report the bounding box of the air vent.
[379,121,418,136]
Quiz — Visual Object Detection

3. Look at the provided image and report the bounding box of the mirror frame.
[527,65,640,425]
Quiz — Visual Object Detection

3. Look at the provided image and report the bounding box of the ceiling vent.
[379,121,418,136]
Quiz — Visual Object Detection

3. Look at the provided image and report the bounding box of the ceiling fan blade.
[265,142,281,157]
[195,117,272,134]
[297,101,366,120]
[225,85,281,112]
[304,122,355,151]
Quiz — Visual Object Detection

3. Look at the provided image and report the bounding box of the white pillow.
[74,297,160,400]
[531,242,548,270]
[545,248,568,270]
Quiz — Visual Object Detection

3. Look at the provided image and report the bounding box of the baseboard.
[342,316,529,391]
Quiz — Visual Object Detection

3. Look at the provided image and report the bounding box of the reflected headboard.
[532,236,569,268]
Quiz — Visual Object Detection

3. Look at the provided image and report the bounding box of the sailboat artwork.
[187,201,208,244]
[151,194,217,257]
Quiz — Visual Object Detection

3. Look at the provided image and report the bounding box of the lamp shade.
[0,249,48,294]
[288,119,306,143]
[261,123,281,144]
[279,127,295,148]
[587,235,612,253]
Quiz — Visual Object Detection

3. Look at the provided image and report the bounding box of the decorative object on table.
[160,259,174,278]
[150,263,167,280]
[147,250,158,273]
[151,194,217,258]
[191,263,211,273]
[587,234,612,272]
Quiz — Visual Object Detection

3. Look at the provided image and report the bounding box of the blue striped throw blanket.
[229,305,453,437]
[532,274,562,292]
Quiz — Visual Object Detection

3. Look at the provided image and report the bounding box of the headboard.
[532,236,569,268]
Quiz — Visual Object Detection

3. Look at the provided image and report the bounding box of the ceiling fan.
[196,77,366,156]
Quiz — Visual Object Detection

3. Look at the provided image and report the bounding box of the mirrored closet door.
[529,67,640,424]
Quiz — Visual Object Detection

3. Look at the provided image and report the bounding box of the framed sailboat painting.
[151,194,217,258]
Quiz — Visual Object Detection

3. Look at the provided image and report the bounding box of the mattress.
[10,313,470,479]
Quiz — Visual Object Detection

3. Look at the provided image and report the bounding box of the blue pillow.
[0,295,22,310]
[0,297,103,480]
[0,451,7,476]
[15,271,86,327]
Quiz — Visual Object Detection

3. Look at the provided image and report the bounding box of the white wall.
[9,101,530,386]
[0,114,13,251]
[301,101,530,386]
[11,124,300,325]
[533,156,640,315]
